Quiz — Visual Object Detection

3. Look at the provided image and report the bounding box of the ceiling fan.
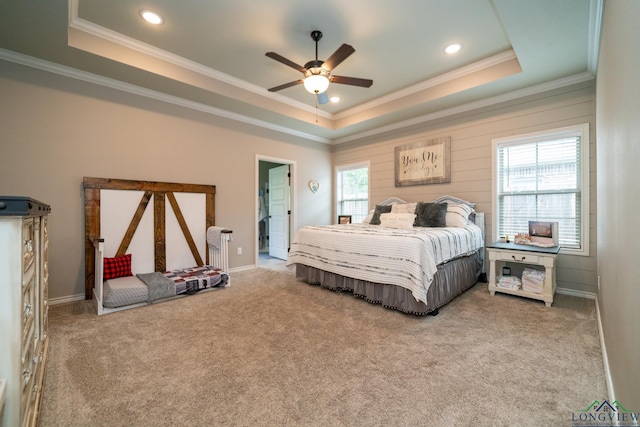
[266,30,373,104]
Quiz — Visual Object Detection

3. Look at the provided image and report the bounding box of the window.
[336,162,369,223]
[492,124,589,255]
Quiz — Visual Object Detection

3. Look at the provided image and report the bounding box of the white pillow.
[391,202,417,215]
[379,213,416,229]
[445,203,474,227]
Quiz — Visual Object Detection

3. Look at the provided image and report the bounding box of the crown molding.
[0,48,331,144]
[67,0,333,122]
[1,46,594,146]
[587,0,604,74]
[334,49,518,120]
[332,71,595,145]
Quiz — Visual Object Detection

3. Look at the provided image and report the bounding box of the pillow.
[446,203,475,227]
[391,202,417,215]
[379,213,416,230]
[414,202,448,227]
[103,254,133,280]
[362,209,375,224]
[369,204,392,225]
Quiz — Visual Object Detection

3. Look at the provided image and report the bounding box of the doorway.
[256,156,296,268]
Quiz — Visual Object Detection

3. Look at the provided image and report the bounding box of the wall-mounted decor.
[338,215,352,224]
[308,180,320,193]
[395,137,451,186]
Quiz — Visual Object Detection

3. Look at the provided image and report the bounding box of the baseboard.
[556,287,596,299]
[595,296,616,404]
[228,265,257,273]
[49,293,87,306]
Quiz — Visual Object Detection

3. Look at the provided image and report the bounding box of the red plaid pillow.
[103,254,133,280]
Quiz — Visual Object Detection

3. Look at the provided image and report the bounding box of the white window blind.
[336,162,369,223]
[494,124,589,254]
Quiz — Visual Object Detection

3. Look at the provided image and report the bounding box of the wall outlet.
[237,247,242,255]
[597,275,601,290]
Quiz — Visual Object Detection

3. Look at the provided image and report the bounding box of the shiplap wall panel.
[332,82,597,295]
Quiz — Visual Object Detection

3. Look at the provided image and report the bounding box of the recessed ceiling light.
[330,96,341,103]
[445,43,462,54]
[140,10,163,25]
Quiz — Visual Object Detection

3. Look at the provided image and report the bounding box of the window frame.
[491,123,590,256]
[335,161,370,224]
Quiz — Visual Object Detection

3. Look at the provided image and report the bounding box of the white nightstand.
[487,242,560,307]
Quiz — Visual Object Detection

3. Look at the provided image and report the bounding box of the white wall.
[596,0,640,409]
[0,60,332,300]
[332,81,597,295]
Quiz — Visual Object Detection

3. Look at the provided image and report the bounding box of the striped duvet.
[286,223,484,305]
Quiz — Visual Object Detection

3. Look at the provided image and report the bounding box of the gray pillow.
[414,202,448,227]
[369,204,392,225]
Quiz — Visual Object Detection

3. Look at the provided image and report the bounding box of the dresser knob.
[23,368,31,385]
[24,303,32,319]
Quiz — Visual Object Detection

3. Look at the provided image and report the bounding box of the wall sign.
[394,137,451,186]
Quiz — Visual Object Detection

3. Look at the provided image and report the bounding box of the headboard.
[83,177,217,299]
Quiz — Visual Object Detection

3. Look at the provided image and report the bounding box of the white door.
[268,165,290,260]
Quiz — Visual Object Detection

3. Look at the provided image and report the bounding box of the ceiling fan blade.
[317,92,329,105]
[322,44,355,71]
[330,75,373,88]
[265,52,306,73]
[268,80,304,92]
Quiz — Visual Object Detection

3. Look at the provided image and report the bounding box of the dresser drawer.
[495,251,540,264]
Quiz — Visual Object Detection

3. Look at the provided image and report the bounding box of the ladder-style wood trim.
[167,192,203,266]
[116,191,152,257]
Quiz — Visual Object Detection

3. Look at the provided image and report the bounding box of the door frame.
[255,155,297,266]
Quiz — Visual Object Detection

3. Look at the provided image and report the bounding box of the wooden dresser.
[0,197,51,427]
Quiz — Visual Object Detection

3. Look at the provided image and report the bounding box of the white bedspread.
[286,223,484,305]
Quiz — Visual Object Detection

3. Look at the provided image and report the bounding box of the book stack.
[522,268,545,293]
[497,275,521,290]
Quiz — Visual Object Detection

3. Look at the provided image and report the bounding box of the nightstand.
[486,242,560,307]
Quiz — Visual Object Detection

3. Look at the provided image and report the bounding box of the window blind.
[337,165,369,223]
[497,136,582,248]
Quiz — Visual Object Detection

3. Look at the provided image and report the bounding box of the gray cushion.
[414,202,448,227]
[369,204,392,225]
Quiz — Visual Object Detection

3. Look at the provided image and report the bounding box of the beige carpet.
[40,268,606,426]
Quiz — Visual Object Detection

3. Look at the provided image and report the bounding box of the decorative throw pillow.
[379,213,416,229]
[103,254,133,280]
[369,204,392,225]
[446,203,474,227]
[362,209,375,224]
[414,202,448,227]
[391,202,417,215]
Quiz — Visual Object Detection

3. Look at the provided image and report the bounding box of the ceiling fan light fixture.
[303,69,330,94]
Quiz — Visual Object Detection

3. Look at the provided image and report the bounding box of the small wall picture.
[338,215,352,224]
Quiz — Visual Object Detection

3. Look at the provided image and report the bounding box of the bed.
[93,231,231,315]
[83,177,232,315]
[286,195,485,315]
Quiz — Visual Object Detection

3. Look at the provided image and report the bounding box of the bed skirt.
[294,250,483,315]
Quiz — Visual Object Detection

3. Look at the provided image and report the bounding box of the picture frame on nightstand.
[338,215,352,224]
